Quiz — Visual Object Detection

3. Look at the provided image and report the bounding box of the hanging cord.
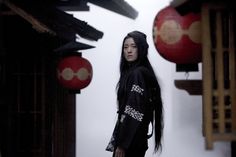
[185,72,189,80]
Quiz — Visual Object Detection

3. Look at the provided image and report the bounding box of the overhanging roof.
[87,0,138,19]
[1,0,104,52]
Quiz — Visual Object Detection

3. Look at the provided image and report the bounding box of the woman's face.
[123,37,138,62]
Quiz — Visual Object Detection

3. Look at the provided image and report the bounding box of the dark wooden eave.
[87,0,138,19]
[3,0,103,41]
[0,0,103,50]
[52,0,138,19]
[54,41,95,53]
[2,0,56,35]
[54,0,90,11]
[170,0,235,15]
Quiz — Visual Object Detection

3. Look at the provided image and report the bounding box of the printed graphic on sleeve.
[131,84,144,95]
[124,105,144,122]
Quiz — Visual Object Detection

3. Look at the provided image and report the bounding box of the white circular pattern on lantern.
[153,26,158,43]
[188,21,201,43]
[61,68,74,81]
[157,20,201,44]
[159,20,182,44]
[60,67,91,81]
[76,68,90,80]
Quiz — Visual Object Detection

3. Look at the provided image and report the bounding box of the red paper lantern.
[57,55,93,90]
[153,6,201,64]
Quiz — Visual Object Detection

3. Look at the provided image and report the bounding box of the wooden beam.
[3,0,56,35]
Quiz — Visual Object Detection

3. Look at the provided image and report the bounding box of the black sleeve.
[117,68,148,149]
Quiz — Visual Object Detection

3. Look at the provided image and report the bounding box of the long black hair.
[117,31,163,152]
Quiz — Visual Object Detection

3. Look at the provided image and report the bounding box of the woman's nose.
[127,47,132,53]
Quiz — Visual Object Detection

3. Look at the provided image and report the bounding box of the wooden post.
[229,12,236,132]
[215,11,225,134]
[202,3,213,149]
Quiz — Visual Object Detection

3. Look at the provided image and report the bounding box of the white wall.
[71,0,231,157]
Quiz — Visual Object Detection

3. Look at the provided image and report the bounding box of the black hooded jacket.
[106,65,156,151]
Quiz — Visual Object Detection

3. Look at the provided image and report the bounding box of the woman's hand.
[115,147,125,157]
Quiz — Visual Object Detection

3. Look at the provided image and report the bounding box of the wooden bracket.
[174,79,202,95]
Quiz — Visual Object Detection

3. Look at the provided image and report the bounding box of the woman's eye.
[131,44,136,48]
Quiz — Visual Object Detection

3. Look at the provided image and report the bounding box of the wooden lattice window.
[0,15,76,157]
[202,3,236,149]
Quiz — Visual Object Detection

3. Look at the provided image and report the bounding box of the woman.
[106,31,163,157]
